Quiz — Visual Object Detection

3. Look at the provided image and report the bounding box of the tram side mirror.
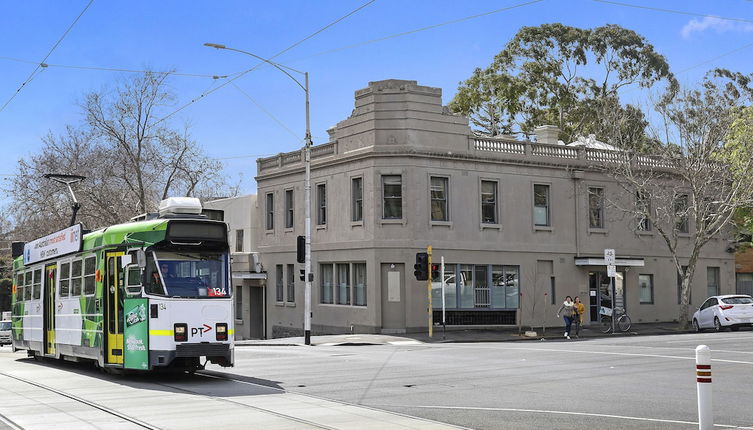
[136,250,147,268]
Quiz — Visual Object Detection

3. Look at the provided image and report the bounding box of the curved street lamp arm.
[204,43,306,92]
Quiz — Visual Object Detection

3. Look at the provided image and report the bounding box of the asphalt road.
[225,331,753,430]
[1,331,752,429]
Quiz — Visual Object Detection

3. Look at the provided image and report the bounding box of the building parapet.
[257,134,679,175]
[257,141,338,174]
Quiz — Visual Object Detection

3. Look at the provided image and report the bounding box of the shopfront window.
[436,263,519,310]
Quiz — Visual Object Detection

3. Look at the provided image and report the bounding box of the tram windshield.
[145,251,230,298]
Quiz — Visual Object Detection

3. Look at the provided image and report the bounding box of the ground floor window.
[639,274,653,304]
[737,273,753,296]
[432,263,519,310]
[235,285,243,319]
[320,262,367,306]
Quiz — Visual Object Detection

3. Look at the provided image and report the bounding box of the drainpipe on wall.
[571,170,584,257]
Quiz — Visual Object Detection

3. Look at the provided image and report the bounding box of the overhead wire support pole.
[304,71,312,346]
[204,43,313,345]
[427,246,433,338]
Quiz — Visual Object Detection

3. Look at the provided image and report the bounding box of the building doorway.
[588,270,626,322]
[381,263,405,333]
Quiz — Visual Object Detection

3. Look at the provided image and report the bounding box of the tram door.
[44,264,57,356]
[106,252,125,364]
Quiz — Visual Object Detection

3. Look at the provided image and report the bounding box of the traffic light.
[296,235,305,263]
[430,263,439,281]
[299,269,305,281]
[414,252,428,281]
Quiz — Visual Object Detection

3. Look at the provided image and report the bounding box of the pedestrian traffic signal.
[414,252,428,281]
[299,269,305,281]
[431,263,439,280]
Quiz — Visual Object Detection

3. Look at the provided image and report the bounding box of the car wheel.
[714,317,724,332]
[693,319,702,333]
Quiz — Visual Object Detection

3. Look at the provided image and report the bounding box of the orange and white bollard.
[695,345,713,430]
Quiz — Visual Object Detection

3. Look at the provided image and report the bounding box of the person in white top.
[556,296,576,339]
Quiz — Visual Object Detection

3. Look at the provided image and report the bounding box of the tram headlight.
[216,323,228,341]
[174,323,188,342]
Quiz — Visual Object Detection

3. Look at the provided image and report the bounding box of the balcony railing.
[257,142,338,173]
[257,136,678,174]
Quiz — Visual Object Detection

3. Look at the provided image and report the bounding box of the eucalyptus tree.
[449,23,675,146]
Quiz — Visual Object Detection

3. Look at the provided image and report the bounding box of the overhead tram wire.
[230,82,302,141]
[0,56,230,79]
[166,0,547,163]
[0,57,230,79]
[0,0,95,114]
[592,0,753,24]
[154,0,378,127]
[302,0,546,60]
[675,40,753,75]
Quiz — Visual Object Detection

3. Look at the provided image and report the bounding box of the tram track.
[1,369,338,430]
[0,372,161,430]
[151,372,340,430]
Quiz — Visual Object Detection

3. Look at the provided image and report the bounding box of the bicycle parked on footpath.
[600,306,632,333]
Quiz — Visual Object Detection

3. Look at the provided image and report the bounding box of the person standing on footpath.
[556,296,575,339]
[573,296,586,338]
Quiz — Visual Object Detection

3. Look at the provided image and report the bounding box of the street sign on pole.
[607,265,617,278]
[604,248,616,267]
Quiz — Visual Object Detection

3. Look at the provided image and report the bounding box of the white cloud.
[681,16,753,39]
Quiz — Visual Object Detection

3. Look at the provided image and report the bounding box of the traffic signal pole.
[427,246,433,338]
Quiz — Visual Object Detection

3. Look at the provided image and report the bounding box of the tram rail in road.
[0,352,462,430]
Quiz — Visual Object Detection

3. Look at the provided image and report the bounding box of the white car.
[692,295,753,332]
[0,320,11,345]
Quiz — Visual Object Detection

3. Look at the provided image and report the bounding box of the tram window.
[16,272,25,301]
[71,260,83,296]
[59,262,70,297]
[149,251,229,298]
[24,271,32,300]
[84,257,96,295]
[33,269,42,300]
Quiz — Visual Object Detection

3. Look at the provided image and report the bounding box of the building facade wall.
[254,79,735,338]
[204,195,266,340]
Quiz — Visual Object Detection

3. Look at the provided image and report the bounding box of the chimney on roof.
[534,125,561,145]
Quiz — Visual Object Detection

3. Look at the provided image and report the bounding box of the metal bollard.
[696,345,713,430]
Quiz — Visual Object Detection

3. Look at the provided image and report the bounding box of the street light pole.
[303,71,312,346]
[205,43,313,345]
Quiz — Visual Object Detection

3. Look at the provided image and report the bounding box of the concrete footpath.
[236,321,697,347]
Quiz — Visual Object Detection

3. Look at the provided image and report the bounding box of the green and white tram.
[11,197,234,372]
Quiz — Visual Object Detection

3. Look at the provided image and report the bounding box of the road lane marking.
[384,405,753,429]
[595,344,753,356]
[461,345,753,365]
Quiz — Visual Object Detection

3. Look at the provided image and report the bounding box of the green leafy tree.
[449,23,674,146]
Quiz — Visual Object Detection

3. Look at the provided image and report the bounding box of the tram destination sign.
[24,224,83,265]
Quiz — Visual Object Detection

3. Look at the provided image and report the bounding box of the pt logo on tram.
[191,324,213,337]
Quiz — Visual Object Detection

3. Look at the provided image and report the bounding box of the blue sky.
[2,0,752,198]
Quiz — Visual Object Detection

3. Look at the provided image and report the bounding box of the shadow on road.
[11,355,285,399]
